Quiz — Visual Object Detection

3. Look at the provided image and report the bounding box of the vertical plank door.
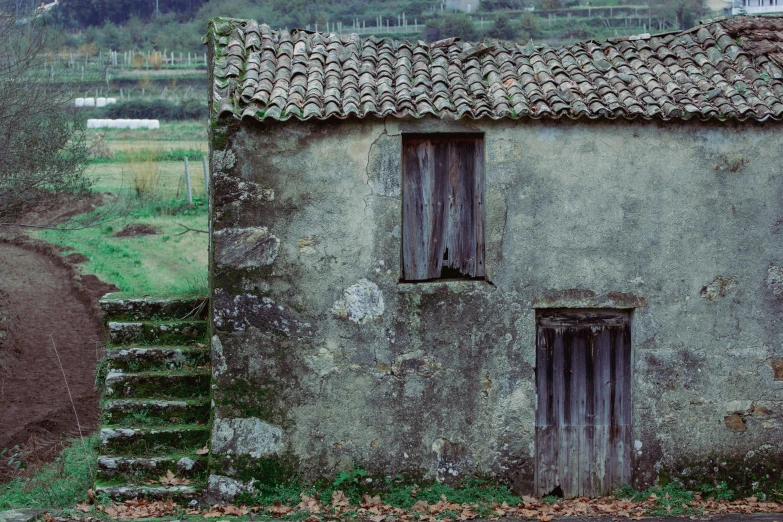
[535,309,632,498]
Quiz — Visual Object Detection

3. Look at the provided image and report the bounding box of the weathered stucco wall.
[208,116,783,498]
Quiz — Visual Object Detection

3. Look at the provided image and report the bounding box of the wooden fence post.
[184,157,193,206]
[202,155,209,196]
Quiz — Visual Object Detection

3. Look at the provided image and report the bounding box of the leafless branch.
[175,223,209,236]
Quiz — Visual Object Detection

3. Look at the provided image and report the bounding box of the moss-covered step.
[101,425,209,456]
[106,346,210,373]
[108,320,208,345]
[94,483,203,501]
[103,398,210,426]
[100,294,209,322]
[96,454,208,481]
[105,370,210,400]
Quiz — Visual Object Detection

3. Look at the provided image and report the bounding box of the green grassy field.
[87,160,208,197]
[35,121,210,296]
[85,121,206,148]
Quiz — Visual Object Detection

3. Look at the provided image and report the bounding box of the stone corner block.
[207,474,255,502]
[214,227,279,269]
[211,416,283,458]
[0,510,45,522]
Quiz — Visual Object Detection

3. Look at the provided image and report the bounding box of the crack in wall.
[363,119,399,217]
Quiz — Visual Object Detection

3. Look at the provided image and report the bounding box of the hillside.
[10,0,716,52]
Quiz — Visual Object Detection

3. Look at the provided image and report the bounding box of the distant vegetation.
[5,0,713,53]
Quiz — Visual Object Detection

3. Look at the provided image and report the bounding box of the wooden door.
[535,309,632,498]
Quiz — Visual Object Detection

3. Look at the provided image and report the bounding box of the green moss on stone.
[212,379,288,425]
[107,371,209,400]
[106,347,210,373]
[212,266,274,295]
[102,426,209,456]
[210,452,299,486]
[212,131,228,151]
[209,121,238,152]
[659,451,783,498]
[96,455,208,482]
[111,320,208,346]
[103,399,211,426]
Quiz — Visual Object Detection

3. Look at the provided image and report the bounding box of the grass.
[0,436,98,510]
[239,471,522,516]
[37,199,208,294]
[89,148,206,164]
[87,161,207,198]
[85,120,206,146]
[615,482,738,517]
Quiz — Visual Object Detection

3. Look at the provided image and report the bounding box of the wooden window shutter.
[402,135,485,281]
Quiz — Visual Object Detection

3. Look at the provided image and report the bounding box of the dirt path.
[0,239,116,481]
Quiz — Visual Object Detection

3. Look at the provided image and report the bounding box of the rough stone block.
[0,510,43,522]
[211,417,283,458]
[214,227,279,269]
[724,414,747,433]
[772,359,783,381]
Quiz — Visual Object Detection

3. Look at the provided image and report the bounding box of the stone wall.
[208,115,783,498]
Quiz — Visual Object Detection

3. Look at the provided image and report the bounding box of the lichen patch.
[766,265,783,297]
[700,276,737,301]
[331,279,384,324]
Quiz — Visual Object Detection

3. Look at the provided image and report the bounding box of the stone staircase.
[95,294,210,501]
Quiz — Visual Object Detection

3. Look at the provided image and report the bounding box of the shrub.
[127,157,161,200]
[425,12,478,42]
[519,13,540,39]
[488,17,518,40]
[561,23,591,39]
[105,99,207,120]
[149,52,163,70]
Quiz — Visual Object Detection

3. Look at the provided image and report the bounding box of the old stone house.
[206,16,783,499]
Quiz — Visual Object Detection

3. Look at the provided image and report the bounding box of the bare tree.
[650,0,706,30]
[0,13,91,226]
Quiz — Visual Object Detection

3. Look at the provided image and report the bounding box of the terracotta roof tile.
[209,15,783,122]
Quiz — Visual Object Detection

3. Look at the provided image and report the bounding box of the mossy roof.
[208,15,783,123]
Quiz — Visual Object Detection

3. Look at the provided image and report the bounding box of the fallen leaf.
[74,503,91,513]
[268,502,294,515]
[361,494,383,508]
[102,499,177,519]
[222,504,248,516]
[159,469,192,486]
[331,490,351,511]
[296,493,323,514]
[196,445,210,456]
[411,500,429,513]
